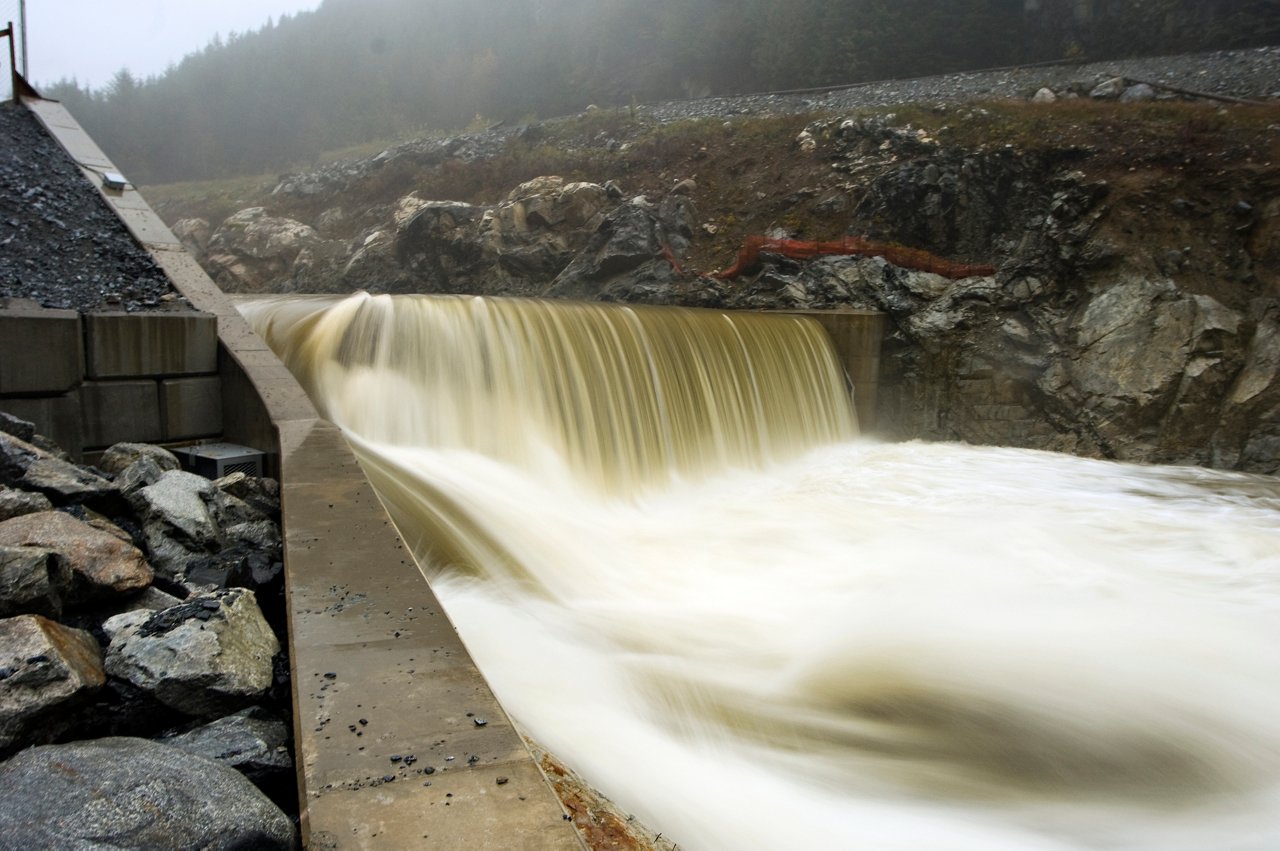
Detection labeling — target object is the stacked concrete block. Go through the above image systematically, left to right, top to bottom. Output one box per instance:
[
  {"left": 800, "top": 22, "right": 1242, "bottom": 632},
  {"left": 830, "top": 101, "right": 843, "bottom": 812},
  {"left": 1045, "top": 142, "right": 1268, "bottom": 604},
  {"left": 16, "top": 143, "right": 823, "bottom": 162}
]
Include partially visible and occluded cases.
[{"left": 0, "top": 304, "right": 222, "bottom": 458}]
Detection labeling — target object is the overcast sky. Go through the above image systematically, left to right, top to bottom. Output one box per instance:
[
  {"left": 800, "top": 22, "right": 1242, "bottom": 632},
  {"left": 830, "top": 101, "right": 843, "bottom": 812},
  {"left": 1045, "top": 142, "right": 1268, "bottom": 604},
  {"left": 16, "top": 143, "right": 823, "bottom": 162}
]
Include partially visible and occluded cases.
[{"left": 18, "top": 0, "right": 323, "bottom": 90}]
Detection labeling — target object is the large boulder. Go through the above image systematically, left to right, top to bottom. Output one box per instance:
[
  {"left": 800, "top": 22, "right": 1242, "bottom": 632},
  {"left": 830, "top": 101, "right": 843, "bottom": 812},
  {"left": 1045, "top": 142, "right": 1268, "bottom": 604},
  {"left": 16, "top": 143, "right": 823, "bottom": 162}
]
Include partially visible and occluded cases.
[
  {"left": 545, "top": 196, "right": 694, "bottom": 301},
  {"left": 394, "top": 200, "right": 489, "bottom": 292},
  {"left": 205, "top": 206, "right": 339, "bottom": 292},
  {"left": 171, "top": 217, "right": 212, "bottom": 256},
  {"left": 0, "top": 412, "right": 35, "bottom": 442},
  {"left": 0, "top": 432, "right": 119, "bottom": 509},
  {"left": 97, "top": 441, "right": 181, "bottom": 476},
  {"left": 127, "top": 470, "right": 222, "bottom": 576},
  {"left": 215, "top": 471, "right": 281, "bottom": 521},
  {"left": 0, "top": 486, "right": 51, "bottom": 522},
  {"left": 0, "top": 511, "right": 152, "bottom": 606},
  {"left": 0, "top": 545, "right": 69, "bottom": 618},
  {"left": 104, "top": 588, "right": 280, "bottom": 716},
  {"left": 0, "top": 614, "right": 104, "bottom": 752},
  {"left": 168, "top": 705, "right": 292, "bottom": 787},
  {"left": 0, "top": 737, "right": 296, "bottom": 849}
]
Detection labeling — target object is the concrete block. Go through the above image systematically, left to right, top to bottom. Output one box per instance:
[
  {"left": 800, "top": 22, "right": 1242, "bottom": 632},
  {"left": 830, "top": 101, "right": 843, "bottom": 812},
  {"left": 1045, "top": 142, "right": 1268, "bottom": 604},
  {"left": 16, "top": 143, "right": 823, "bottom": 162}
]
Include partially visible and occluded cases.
[
  {"left": 0, "top": 305, "right": 83, "bottom": 395},
  {"left": 84, "top": 312, "right": 217, "bottom": 379},
  {"left": 161, "top": 376, "right": 223, "bottom": 440},
  {"left": 80, "top": 380, "right": 162, "bottom": 448},
  {"left": 0, "top": 392, "right": 84, "bottom": 459}
]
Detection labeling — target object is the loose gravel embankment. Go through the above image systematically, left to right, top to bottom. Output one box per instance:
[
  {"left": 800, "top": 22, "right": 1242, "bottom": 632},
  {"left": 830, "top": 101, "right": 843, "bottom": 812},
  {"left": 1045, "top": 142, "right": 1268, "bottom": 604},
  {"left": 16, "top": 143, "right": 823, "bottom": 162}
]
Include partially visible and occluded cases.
[
  {"left": 642, "top": 46, "right": 1280, "bottom": 123},
  {"left": 0, "top": 102, "right": 180, "bottom": 313}
]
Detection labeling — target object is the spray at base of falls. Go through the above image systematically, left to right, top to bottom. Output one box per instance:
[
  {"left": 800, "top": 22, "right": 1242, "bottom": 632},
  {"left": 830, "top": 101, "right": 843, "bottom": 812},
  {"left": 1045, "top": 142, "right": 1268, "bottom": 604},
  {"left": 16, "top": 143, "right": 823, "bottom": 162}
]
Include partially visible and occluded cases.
[{"left": 245, "top": 293, "right": 1280, "bottom": 850}]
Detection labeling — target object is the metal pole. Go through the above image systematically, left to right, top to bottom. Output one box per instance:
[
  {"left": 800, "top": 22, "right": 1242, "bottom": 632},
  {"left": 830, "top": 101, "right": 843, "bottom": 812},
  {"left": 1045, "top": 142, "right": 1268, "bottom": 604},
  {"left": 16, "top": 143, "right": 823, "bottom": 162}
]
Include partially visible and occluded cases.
[
  {"left": 19, "top": 0, "right": 26, "bottom": 76},
  {"left": 5, "top": 21, "right": 16, "bottom": 100}
]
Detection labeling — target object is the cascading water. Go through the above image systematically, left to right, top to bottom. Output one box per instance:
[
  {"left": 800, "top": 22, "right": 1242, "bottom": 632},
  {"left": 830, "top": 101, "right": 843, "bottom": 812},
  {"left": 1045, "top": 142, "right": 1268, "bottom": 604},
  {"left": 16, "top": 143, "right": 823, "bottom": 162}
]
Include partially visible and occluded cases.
[{"left": 245, "top": 292, "right": 1280, "bottom": 850}]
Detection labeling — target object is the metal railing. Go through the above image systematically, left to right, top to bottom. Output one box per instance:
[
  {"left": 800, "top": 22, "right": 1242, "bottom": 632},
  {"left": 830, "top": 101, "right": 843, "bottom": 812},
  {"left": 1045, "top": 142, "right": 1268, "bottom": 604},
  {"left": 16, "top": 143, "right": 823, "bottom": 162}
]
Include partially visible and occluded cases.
[{"left": 1, "top": 0, "right": 27, "bottom": 100}]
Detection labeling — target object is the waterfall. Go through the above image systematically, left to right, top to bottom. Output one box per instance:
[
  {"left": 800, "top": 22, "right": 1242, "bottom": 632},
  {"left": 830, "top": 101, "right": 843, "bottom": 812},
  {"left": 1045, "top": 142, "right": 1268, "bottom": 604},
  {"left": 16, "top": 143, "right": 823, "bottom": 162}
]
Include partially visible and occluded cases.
[{"left": 244, "top": 293, "right": 1280, "bottom": 850}]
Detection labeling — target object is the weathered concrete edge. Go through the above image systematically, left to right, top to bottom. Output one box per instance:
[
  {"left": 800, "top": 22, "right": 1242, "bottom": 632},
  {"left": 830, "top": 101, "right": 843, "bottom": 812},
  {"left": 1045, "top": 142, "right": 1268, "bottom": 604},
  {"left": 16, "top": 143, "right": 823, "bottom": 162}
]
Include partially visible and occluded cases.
[{"left": 20, "top": 96, "right": 585, "bottom": 850}]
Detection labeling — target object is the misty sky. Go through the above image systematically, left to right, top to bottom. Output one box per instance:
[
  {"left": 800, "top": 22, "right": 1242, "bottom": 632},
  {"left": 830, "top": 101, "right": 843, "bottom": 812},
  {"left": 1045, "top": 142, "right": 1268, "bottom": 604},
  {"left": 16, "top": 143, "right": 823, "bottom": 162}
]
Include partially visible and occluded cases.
[{"left": 17, "top": 0, "right": 322, "bottom": 90}]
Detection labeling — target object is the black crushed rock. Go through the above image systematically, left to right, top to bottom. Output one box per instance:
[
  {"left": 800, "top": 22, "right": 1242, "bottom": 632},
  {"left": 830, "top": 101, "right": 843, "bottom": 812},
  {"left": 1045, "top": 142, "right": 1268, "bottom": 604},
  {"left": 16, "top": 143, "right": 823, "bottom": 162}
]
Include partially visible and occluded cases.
[
  {"left": 0, "top": 101, "right": 181, "bottom": 312},
  {"left": 136, "top": 591, "right": 228, "bottom": 637}
]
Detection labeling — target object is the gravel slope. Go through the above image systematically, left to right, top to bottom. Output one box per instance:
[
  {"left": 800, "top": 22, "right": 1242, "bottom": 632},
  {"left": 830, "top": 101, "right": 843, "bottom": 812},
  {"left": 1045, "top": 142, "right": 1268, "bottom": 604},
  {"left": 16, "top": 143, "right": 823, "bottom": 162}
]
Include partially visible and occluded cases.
[
  {"left": 645, "top": 46, "right": 1280, "bottom": 122},
  {"left": 0, "top": 102, "right": 178, "bottom": 312}
]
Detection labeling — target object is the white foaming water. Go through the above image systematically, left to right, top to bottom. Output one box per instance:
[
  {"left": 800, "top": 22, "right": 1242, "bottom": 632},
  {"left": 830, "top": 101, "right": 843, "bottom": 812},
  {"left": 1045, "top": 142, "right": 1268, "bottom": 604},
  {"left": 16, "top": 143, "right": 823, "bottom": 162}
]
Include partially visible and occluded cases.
[{"left": 246, "top": 294, "right": 1280, "bottom": 850}]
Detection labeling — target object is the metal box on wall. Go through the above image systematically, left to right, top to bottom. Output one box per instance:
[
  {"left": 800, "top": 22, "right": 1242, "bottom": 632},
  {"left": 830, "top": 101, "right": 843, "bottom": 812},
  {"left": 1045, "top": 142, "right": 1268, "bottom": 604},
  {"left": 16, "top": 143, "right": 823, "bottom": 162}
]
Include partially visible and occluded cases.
[{"left": 172, "top": 442, "right": 265, "bottom": 479}]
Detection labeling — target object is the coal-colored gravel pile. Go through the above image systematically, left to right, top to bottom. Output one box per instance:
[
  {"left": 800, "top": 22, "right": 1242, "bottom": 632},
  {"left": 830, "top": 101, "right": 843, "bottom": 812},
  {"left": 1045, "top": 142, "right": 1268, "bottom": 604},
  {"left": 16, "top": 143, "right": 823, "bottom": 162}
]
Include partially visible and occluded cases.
[{"left": 0, "top": 101, "right": 180, "bottom": 312}]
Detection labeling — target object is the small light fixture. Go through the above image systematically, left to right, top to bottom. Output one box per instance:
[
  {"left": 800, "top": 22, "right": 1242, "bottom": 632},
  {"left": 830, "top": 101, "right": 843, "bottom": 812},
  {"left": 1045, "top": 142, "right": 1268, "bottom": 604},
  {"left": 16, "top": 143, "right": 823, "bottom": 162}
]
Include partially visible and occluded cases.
[{"left": 102, "top": 172, "right": 128, "bottom": 191}]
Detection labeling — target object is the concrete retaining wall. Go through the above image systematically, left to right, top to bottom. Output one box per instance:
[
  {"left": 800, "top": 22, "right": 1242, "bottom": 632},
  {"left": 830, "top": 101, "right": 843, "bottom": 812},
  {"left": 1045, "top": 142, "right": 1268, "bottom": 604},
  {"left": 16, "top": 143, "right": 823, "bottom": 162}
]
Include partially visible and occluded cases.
[
  {"left": 0, "top": 300, "right": 222, "bottom": 457},
  {"left": 774, "top": 309, "right": 886, "bottom": 432}
]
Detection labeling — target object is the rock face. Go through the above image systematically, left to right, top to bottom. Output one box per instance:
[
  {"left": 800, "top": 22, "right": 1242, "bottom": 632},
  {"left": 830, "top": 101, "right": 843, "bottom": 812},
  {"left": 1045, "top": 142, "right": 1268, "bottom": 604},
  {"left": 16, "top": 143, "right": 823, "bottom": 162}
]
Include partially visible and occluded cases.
[
  {"left": 173, "top": 92, "right": 1279, "bottom": 473},
  {"left": 198, "top": 174, "right": 694, "bottom": 301},
  {"left": 205, "top": 206, "right": 343, "bottom": 293},
  {"left": 0, "top": 511, "right": 153, "bottom": 605},
  {"left": 104, "top": 588, "right": 280, "bottom": 716},
  {"left": 0, "top": 615, "right": 105, "bottom": 752},
  {"left": 0, "top": 737, "right": 296, "bottom": 849}
]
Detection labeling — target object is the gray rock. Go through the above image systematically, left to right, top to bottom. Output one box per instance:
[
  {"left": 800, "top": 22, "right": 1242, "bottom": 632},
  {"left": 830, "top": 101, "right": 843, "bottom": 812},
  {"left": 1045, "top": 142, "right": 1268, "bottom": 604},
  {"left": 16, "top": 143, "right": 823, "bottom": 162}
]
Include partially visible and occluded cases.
[
  {"left": 1090, "top": 76, "right": 1128, "bottom": 99},
  {"left": 1120, "top": 82, "right": 1157, "bottom": 102},
  {"left": 1032, "top": 87, "right": 1058, "bottom": 103},
  {"left": 545, "top": 203, "right": 672, "bottom": 300},
  {"left": 205, "top": 206, "right": 341, "bottom": 292},
  {"left": 171, "top": 217, "right": 212, "bottom": 255},
  {"left": 0, "top": 412, "right": 35, "bottom": 443},
  {"left": 0, "top": 432, "right": 119, "bottom": 508},
  {"left": 98, "top": 442, "right": 181, "bottom": 476},
  {"left": 115, "top": 454, "right": 168, "bottom": 497},
  {"left": 127, "top": 470, "right": 224, "bottom": 577},
  {"left": 214, "top": 471, "right": 281, "bottom": 520},
  {"left": 0, "top": 486, "right": 52, "bottom": 522},
  {"left": 0, "top": 511, "right": 152, "bottom": 605},
  {"left": 224, "top": 519, "right": 282, "bottom": 552},
  {"left": 0, "top": 545, "right": 69, "bottom": 618},
  {"left": 104, "top": 588, "right": 280, "bottom": 716},
  {"left": 0, "top": 614, "right": 104, "bottom": 752},
  {"left": 168, "top": 706, "right": 292, "bottom": 784},
  {"left": 0, "top": 737, "right": 295, "bottom": 849}
]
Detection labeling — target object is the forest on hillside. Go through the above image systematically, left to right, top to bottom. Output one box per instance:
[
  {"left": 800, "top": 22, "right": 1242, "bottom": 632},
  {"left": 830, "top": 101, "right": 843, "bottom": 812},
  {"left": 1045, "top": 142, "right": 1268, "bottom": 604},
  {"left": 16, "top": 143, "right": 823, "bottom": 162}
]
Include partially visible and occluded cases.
[{"left": 41, "top": 0, "right": 1280, "bottom": 184}]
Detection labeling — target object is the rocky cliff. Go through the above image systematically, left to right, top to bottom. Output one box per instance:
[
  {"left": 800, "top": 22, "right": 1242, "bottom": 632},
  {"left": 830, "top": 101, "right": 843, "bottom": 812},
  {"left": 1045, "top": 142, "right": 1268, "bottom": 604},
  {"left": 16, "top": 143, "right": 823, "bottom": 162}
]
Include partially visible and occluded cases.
[{"left": 151, "top": 55, "right": 1280, "bottom": 474}]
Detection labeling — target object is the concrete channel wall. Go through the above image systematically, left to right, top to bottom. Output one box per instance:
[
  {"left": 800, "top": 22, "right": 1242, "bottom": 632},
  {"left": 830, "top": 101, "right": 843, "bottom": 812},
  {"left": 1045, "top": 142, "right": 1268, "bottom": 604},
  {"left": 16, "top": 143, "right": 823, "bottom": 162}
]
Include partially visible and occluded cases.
[
  {"left": 20, "top": 96, "right": 586, "bottom": 849},
  {"left": 774, "top": 309, "right": 885, "bottom": 432}
]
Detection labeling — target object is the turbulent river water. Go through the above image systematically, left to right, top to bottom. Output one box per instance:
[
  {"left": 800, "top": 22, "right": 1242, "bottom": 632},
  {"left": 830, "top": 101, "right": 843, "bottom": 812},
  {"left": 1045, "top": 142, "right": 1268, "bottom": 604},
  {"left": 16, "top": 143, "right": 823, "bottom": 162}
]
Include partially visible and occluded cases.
[{"left": 245, "top": 293, "right": 1280, "bottom": 850}]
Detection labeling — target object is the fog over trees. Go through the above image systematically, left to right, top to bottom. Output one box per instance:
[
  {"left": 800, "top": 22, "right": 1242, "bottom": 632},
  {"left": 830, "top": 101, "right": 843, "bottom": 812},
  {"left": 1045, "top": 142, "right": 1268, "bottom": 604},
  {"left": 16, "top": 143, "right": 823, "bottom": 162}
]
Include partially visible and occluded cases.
[{"left": 41, "top": 0, "right": 1279, "bottom": 184}]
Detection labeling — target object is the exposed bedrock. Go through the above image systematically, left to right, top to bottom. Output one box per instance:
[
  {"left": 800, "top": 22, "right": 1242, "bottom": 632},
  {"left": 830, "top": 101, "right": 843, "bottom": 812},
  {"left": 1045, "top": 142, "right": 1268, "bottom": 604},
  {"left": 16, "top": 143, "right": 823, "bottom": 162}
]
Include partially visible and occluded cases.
[{"left": 179, "top": 104, "right": 1278, "bottom": 473}]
